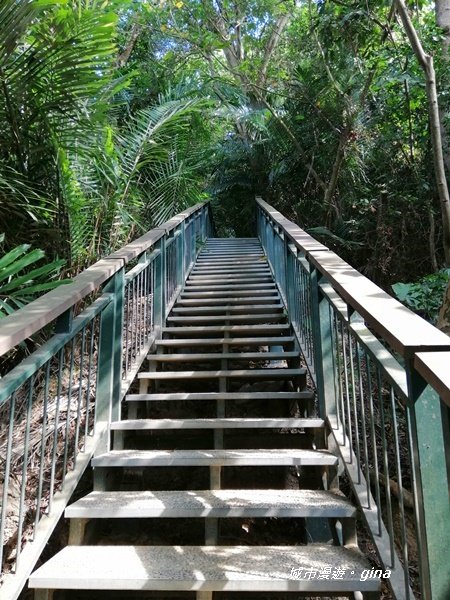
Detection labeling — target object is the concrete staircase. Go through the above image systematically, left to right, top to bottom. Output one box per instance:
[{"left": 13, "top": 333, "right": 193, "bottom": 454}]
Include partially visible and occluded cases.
[{"left": 29, "top": 239, "right": 380, "bottom": 599}]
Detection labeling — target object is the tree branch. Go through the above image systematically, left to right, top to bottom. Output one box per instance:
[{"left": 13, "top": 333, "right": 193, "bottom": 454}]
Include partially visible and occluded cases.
[
  {"left": 257, "top": 14, "right": 290, "bottom": 87},
  {"left": 116, "top": 22, "right": 142, "bottom": 69}
]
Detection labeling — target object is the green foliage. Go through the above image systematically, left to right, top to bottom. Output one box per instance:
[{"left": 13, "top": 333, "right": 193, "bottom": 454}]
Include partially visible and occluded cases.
[
  {"left": 0, "top": 0, "right": 449, "bottom": 295},
  {"left": 0, "top": 234, "right": 68, "bottom": 318},
  {"left": 392, "top": 271, "right": 450, "bottom": 323}
]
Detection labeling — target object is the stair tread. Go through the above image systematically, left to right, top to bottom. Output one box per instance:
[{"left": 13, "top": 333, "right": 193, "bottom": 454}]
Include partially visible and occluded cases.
[
  {"left": 191, "top": 266, "right": 270, "bottom": 271},
  {"left": 191, "top": 270, "right": 270, "bottom": 274},
  {"left": 188, "top": 275, "right": 272, "bottom": 280},
  {"left": 186, "top": 279, "right": 273, "bottom": 285},
  {"left": 182, "top": 284, "right": 277, "bottom": 290},
  {"left": 176, "top": 297, "right": 280, "bottom": 305},
  {"left": 171, "top": 304, "right": 283, "bottom": 313},
  {"left": 166, "top": 315, "right": 285, "bottom": 323},
  {"left": 163, "top": 325, "right": 290, "bottom": 333},
  {"left": 156, "top": 336, "right": 295, "bottom": 347},
  {"left": 147, "top": 351, "right": 298, "bottom": 361},
  {"left": 137, "top": 368, "right": 305, "bottom": 380},
  {"left": 126, "top": 391, "right": 313, "bottom": 401},
  {"left": 111, "top": 417, "right": 324, "bottom": 430},
  {"left": 92, "top": 448, "right": 337, "bottom": 467},
  {"left": 65, "top": 489, "right": 354, "bottom": 519},
  {"left": 29, "top": 545, "right": 378, "bottom": 591}
]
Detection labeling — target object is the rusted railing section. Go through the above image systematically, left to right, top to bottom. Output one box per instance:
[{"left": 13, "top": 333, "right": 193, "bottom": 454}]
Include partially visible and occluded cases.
[
  {"left": 257, "top": 197, "right": 450, "bottom": 600},
  {"left": 0, "top": 202, "right": 213, "bottom": 599}
]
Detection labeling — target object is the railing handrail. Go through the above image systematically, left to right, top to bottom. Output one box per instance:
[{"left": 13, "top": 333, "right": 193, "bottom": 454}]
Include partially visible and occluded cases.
[
  {"left": 257, "top": 196, "right": 450, "bottom": 362},
  {"left": 257, "top": 196, "right": 450, "bottom": 600},
  {"left": 256, "top": 197, "right": 329, "bottom": 253},
  {"left": 0, "top": 199, "right": 213, "bottom": 599},
  {"left": 0, "top": 202, "right": 208, "bottom": 358}
]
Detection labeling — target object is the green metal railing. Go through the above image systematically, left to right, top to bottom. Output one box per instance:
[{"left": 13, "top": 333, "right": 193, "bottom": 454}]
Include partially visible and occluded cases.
[
  {"left": 257, "top": 197, "right": 450, "bottom": 600},
  {"left": 0, "top": 202, "right": 213, "bottom": 599}
]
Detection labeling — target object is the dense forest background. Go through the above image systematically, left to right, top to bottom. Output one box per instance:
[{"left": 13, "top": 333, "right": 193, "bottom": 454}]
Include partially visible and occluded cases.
[{"left": 2, "top": 0, "right": 450, "bottom": 322}]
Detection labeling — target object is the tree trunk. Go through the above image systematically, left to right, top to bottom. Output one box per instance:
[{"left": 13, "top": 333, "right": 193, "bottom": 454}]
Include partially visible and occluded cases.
[
  {"left": 395, "top": 0, "right": 450, "bottom": 265},
  {"left": 436, "top": 0, "right": 450, "bottom": 54},
  {"left": 435, "top": 1, "right": 450, "bottom": 175},
  {"left": 116, "top": 22, "right": 142, "bottom": 68}
]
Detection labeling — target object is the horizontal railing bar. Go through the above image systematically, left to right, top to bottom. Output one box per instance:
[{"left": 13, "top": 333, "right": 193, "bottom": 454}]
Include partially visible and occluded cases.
[
  {"left": 256, "top": 197, "right": 329, "bottom": 254},
  {"left": 258, "top": 197, "right": 450, "bottom": 600},
  {"left": 259, "top": 197, "right": 450, "bottom": 358},
  {"left": 0, "top": 203, "right": 209, "bottom": 357},
  {"left": 162, "top": 203, "right": 205, "bottom": 233},
  {"left": 104, "top": 229, "right": 165, "bottom": 263},
  {"left": 165, "top": 230, "right": 182, "bottom": 248},
  {"left": 124, "top": 249, "right": 160, "bottom": 284},
  {"left": 309, "top": 250, "right": 450, "bottom": 358},
  {"left": 298, "top": 256, "right": 310, "bottom": 274},
  {"left": 0, "top": 258, "right": 122, "bottom": 358},
  {"left": 319, "top": 282, "right": 348, "bottom": 321},
  {"left": 0, "top": 294, "right": 112, "bottom": 405},
  {"left": 350, "top": 322, "right": 409, "bottom": 403}
]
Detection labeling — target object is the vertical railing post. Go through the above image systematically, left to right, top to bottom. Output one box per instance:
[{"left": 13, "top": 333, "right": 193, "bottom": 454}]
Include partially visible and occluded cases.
[
  {"left": 201, "top": 205, "right": 207, "bottom": 243},
  {"left": 177, "top": 224, "right": 185, "bottom": 289},
  {"left": 279, "top": 231, "right": 287, "bottom": 304},
  {"left": 154, "top": 235, "right": 166, "bottom": 328},
  {"left": 285, "top": 243, "right": 297, "bottom": 332},
  {"left": 309, "top": 265, "right": 337, "bottom": 419},
  {"left": 95, "top": 267, "right": 124, "bottom": 453},
  {"left": 406, "top": 368, "right": 450, "bottom": 600}
]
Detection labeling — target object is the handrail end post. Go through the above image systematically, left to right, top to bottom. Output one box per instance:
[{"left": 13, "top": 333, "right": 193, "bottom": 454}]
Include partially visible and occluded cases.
[
  {"left": 154, "top": 236, "right": 166, "bottom": 329},
  {"left": 95, "top": 267, "right": 124, "bottom": 455},
  {"left": 406, "top": 366, "right": 450, "bottom": 600}
]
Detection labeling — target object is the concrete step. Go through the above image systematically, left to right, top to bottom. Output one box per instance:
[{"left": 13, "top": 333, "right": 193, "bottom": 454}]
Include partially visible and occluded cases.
[
  {"left": 197, "top": 254, "right": 265, "bottom": 259},
  {"left": 195, "top": 260, "right": 267, "bottom": 266},
  {"left": 189, "top": 268, "right": 270, "bottom": 274},
  {"left": 189, "top": 270, "right": 271, "bottom": 277},
  {"left": 186, "top": 277, "right": 273, "bottom": 284},
  {"left": 182, "top": 284, "right": 278, "bottom": 291},
  {"left": 180, "top": 289, "right": 279, "bottom": 298},
  {"left": 176, "top": 297, "right": 281, "bottom": 306},
  {"left": 171, "top": 305, "right": 283, "bottom": 315},
  {"left": 166, "top": 314, "right": 285, "bottom": 324},
  {"left": 162, "top": 324, "right": 291, "bottom": 337},
  {"left": 155, "top": 336, "right": 295, "bottom": 348},
  {"left": 147, "top": 351, "right": 298, "bottom": 362},
  {"left": 137, "top": 368, "right": 306, "bottom": 381},
  {"left": 126, "top": 391, "right": 313, "bottom": 402},
  {"left": 111, "top": 417, "right": 324, "bottom": 430},
  {"left": 92, "top": 448, "right": 337, "bottom": 468},
  {"left": 65, "top": 489, "right": 353, "bottom": 519},
  {"left": 29, "top": 545, "right": 378, "bottom": 593}
]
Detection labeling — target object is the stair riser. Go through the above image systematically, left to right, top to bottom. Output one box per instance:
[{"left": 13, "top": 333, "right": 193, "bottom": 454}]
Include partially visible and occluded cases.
[
  {"left": 166, "top": 315, "right": 285, "bottom": 324},
  {"left": 162, "top": 325, "right": 291, "bottom": 336},
  {"left": 155, "top": 336, "right": 295, "bottom": 347},
  {"left": 147, "top": 352, "right": 299, "bottom": 362},
  {"left": 138, "top": 368, "right": 305, "bottom": 381},
  {"left": 111, "top": 418, "right": 324, "bottom": 430}
]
